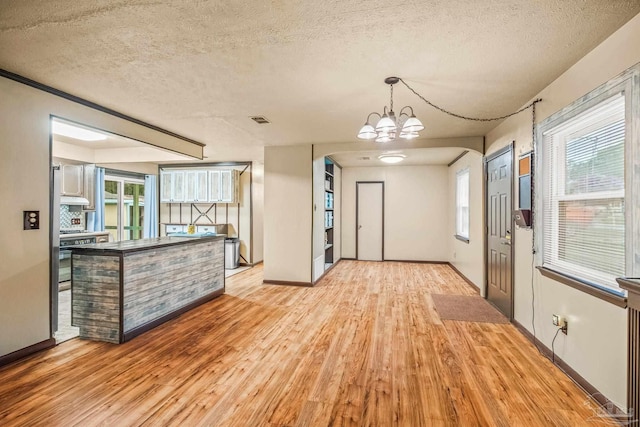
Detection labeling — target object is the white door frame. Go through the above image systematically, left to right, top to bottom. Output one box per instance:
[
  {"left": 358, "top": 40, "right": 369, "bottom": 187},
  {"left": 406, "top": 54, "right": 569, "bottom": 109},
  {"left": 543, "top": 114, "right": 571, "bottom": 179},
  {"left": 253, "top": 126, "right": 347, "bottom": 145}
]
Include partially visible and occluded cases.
[{"left": 356, "top": 181, "right": 384, "bottom": 261}]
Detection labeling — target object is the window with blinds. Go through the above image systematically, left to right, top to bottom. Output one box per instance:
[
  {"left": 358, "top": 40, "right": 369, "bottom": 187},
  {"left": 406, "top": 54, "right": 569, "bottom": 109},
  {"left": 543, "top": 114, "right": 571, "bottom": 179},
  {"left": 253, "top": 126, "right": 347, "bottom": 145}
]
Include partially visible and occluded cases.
[
  {"left": 541, "top": 94, "right": 625, "bottom": 292},
  {"left": 456, "top": 168, "right": 470, "bottom": 239}
]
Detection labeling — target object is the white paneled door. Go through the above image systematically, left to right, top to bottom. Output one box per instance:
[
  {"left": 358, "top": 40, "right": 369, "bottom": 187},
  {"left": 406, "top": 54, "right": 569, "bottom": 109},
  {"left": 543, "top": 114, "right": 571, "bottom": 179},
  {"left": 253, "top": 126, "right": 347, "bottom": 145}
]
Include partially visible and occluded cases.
[{"left": 357, "top": 182, "right": 384, "bottom": 261}]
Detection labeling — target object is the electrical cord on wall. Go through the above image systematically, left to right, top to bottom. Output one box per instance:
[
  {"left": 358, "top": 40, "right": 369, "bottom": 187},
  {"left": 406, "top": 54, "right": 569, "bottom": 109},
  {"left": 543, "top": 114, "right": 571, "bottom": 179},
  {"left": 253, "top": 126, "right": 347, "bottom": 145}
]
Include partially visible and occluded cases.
[
  {"left": 529, "top": 102, "right": 545, "bottom": 357},
  {"left": 530, "top": 249, "right": 544, "bottom": 356},
  {"left": 551, "top": 327, "right": 563, "bottom": 364}
]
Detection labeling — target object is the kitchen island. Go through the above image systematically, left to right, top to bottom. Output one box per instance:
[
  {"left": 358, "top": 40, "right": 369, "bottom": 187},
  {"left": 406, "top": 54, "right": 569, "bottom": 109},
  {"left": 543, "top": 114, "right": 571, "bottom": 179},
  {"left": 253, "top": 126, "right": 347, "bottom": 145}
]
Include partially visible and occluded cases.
[{"left": 70, "top": 235, "right": 225, "bottom": 344}]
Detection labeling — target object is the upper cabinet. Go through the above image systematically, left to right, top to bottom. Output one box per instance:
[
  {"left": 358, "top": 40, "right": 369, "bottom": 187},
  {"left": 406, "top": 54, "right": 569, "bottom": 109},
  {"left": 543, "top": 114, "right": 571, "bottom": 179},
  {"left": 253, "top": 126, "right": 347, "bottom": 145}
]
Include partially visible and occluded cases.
[
  {"left": 60, "top": 163, "right": 97, "bottom": 211},
  {"left": 61, "top": 164, "right": 83, "bottom": 197},
  {"left": 83, "top": 164, "right": 96, "bottom": 211},
  {"left": 162, "top": 168, "right": 239, "bottom": 204},
  {"left": 160, "top": 170, "right": 186, "bottom": 203},
  {"left": 185, "top": 170, "right": 208, "bottom": 202},
  {"left": 218, "top": 170, "right": 239, "bottom": 203}
]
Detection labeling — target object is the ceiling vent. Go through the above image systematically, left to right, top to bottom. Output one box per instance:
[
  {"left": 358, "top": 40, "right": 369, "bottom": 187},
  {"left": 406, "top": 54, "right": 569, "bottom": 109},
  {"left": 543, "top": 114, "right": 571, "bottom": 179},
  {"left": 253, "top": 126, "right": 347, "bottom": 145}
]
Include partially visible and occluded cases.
[
  {"left": 250, "top": 116, "right": 270, "bottom": 124},
  {"left": 359, "top": 156, "right": 371, "bottom": 160}
]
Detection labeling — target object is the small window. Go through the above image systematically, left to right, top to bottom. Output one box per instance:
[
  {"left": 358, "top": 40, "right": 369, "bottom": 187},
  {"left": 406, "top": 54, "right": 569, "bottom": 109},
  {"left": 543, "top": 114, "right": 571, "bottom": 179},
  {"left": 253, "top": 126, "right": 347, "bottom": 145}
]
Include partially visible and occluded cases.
[{"left": 456, "top": 168, "right": 470, "bottom": 240}]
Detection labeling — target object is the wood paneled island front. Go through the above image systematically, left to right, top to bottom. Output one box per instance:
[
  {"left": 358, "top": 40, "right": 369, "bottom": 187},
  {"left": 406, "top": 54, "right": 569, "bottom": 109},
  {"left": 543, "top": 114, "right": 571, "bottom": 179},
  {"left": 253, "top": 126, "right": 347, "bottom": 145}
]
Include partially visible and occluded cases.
[{"left": 71, "top": 235, "right": 225, "bottom": 343}]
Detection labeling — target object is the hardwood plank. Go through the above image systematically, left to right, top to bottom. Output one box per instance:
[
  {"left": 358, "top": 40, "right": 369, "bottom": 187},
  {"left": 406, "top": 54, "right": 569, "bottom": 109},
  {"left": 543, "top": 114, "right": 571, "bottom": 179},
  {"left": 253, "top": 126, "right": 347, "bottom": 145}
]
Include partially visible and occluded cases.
[{"left": 0, "top": 261, "right": 618, "bottom": 426}]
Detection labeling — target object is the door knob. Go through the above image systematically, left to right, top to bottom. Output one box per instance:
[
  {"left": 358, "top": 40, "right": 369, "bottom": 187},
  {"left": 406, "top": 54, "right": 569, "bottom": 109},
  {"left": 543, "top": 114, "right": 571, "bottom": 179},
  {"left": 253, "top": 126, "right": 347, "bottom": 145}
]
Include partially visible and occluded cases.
[{"left": 501, "top": 241, "right": 511, "bottom": 246}]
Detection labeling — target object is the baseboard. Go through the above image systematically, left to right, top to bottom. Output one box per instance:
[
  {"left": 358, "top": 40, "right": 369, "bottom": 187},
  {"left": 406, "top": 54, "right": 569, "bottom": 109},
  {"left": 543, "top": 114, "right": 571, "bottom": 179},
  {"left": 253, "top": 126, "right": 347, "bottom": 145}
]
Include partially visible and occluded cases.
[
  {"left": 341, "top": 257, "right": 356, "bottom": 261},
  {"left": 312, "top": 259, "right": 341, "bottom": 285},
  {"left": 384, "top": 259, "right": 449, "bottom": 264},
  {"left": 241, "top": 260, "right": 263, "bottom": 267},
  {"left": 447, "top": 262, "right": 480, "bottom": 294},
  {"left": 263, "top": 279, "right": 314, "bottom": 287},
  {"left": 512, "top": 319, "right": 626, "bottom": 417},
  {"left": 0, "top": 338, "right": 56, "bottom": 368}
]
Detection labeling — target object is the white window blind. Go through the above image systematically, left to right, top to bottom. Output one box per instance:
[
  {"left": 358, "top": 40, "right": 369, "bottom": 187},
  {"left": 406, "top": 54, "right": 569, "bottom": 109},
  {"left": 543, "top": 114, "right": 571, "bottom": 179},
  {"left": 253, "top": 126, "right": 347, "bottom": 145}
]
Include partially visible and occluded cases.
[
  {"left": 541, "top": 94, "right": 625, "bottom": 291},
  {"left": 456, "top": 168, "right": 470, "bottom": 239}
]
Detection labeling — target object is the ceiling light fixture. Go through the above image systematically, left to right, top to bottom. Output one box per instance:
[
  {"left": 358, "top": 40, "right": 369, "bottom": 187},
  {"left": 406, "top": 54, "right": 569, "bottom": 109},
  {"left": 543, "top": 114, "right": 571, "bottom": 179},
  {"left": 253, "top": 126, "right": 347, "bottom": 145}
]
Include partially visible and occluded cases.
[
  {"left": 358, "top": 77, "right": 424, "bottom": 143},
  {"left": 52, "top": 121, "right": 107, "bottom": 141},
  {"left": 378, "top": 154, "right": 406, "bottom": 164}
]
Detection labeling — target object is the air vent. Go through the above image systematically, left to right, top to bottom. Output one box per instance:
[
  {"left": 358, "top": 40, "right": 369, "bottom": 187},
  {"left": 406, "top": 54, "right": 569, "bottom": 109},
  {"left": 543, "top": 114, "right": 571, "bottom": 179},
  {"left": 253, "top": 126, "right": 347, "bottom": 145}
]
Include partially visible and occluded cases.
[
  {"left": 250, "top": 116, "right": 270, "bottom": 124},
  {"left": 359, "top": 156, "right": 370, "bottom": 160}
]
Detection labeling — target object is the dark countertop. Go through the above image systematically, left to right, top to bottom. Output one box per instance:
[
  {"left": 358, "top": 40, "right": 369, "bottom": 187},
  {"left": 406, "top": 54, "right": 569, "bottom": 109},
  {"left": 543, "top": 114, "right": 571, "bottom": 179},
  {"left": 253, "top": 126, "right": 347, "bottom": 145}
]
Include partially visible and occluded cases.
[{"left": 69, "top": 235, "right": 224, "bottom": 255}]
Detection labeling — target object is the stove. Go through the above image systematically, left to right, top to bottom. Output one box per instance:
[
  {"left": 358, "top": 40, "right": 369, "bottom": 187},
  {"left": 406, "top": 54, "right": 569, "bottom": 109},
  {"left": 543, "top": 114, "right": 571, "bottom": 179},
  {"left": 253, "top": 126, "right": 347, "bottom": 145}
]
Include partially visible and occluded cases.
[
  {"left": 60, "top": 229, "right": 87, "bottom": 235},
  {"left": 58, "top": 231, "right": 110, "bottom": 282}
]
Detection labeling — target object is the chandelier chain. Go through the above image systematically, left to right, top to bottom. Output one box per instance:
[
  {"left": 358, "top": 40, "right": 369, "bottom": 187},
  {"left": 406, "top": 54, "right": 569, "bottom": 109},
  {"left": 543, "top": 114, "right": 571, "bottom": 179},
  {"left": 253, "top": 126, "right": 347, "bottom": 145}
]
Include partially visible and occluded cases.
[
  {"left": 398, "top": 78, "right": 542, "bottom": 122},
  {"left": 390, "top": 84, "right": 394, "bottom": 112}
]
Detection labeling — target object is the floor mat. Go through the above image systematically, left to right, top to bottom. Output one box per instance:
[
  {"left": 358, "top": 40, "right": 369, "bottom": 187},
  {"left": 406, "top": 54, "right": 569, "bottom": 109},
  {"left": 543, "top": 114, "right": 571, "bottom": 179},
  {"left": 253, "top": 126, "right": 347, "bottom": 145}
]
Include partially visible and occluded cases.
[{"left": 432, "top": 294, "right": 509, "bottom": 323}]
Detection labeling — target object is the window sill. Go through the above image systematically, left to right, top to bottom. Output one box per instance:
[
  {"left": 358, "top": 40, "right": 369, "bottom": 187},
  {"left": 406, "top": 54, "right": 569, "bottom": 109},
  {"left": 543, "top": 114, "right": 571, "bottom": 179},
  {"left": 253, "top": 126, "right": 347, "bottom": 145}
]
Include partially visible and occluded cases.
[
  {"left": 454, "top": 235, "right": 470, "bottom": 244},
  {"left": 536, "top": 267, "right": 627, "bottom": 308}
]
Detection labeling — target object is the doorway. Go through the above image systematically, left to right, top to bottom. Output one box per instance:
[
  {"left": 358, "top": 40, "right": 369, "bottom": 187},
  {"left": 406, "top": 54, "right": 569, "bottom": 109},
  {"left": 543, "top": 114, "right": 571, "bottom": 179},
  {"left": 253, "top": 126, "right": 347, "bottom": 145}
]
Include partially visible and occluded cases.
[
  {"left": 485, "top": 144, "right": 514, "bottom": 319},
  {"left": 105, "top": 176, "right": 145, "bottom": 242},
  {"left": 356, "top": 182, "right": 384, "bottom": 261}
]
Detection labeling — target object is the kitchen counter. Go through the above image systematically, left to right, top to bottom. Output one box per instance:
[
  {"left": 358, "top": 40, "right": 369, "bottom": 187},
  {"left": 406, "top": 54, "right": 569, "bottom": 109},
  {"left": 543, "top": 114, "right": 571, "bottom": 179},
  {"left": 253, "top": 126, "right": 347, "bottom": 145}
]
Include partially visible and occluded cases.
[
  {"left": 71, "top": 234, "right": 222, "bottom": 254},
  {"left": 71, "top": 235, "right": 225, "bottom": 343}
]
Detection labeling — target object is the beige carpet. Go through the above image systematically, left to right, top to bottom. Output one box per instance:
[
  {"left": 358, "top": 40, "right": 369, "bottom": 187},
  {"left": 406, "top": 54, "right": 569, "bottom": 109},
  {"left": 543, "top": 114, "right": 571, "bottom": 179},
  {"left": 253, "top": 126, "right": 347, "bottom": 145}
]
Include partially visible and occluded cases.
[{"left": 432, "top": 294, "right": 509, "bottom": 323}]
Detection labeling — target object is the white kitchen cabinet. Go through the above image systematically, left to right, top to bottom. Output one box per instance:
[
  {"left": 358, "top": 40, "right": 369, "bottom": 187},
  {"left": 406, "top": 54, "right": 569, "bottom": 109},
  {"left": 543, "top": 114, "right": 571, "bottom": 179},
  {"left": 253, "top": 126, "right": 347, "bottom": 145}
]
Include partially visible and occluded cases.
[
  {"left": 61, "top": 164, "right": 83, "bottom": 196},
  {"left": 83, "top": 164, "right": 96, "bottom": 211},
  {"left": 162, "top": 168, "right": 238, "bottom": 204},
  {"left": 209, "top": 169, "right": 239, "bottom": 203},
  {"left": 160, "top": 170, "right": 186, "bottom": 202},
  {"left": 184, "top": 170, "right": 209, "bottom": 202},
  {"left": 208, "top": 170, "right": 221, "bottom": 202},
  {"left": 160, "top": 171, "right": 173, "bottom": 202},
  {"left": 172, "top": 171, "right": 185, "bottom": 201}
]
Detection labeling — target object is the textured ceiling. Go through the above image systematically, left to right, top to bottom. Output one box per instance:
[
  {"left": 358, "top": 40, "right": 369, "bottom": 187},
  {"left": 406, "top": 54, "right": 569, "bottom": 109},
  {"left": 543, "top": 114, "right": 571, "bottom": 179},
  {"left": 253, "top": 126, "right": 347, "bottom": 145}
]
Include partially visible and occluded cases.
[{"left": 1, "top": 1, "right": 639, "bottom": 162}]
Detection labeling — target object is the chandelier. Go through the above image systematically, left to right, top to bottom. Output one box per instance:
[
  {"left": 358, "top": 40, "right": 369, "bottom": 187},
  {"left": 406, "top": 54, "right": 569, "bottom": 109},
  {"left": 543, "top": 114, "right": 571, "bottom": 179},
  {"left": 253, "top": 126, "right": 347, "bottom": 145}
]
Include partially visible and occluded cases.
[{"left": 357, "top": 77, "right": 424, "bottom": 143}]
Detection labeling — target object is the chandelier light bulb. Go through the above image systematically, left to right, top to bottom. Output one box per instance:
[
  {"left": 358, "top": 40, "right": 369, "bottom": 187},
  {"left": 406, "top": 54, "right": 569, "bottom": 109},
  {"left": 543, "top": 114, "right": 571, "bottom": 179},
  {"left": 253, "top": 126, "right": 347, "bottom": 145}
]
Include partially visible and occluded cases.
[
  {"left": 375, "top": 114, "right": 397, "bottom": 133},
  {"left": 402, "top": 115, "right": 424, "bottom": 132},
  {"left": 357, "top": 123, "right": 377, "bottom": 140},
  {"left": 375, "top": 131, "right": 393, "bottom": 143}
]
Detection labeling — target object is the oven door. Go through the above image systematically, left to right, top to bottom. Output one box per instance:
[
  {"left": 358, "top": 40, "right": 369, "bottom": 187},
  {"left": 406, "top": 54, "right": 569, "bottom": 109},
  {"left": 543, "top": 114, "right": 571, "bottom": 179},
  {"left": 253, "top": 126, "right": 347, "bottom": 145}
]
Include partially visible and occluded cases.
[
  {"left": 59, "top": 236, "right": 96, "bottom": 284},
  {"left": 59, "top": 249, "right": 72, "bottom": 283}
]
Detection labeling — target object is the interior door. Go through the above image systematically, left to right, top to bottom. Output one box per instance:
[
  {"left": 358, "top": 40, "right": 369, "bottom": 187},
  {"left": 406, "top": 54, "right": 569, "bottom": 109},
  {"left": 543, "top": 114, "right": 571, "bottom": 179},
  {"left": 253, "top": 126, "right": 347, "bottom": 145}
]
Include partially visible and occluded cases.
[
  {"left": 486, "top": 147, "right": 513, "bottom": 319},
  {"left": 357, "top": 182, "right": 383, "bottom": 261}
]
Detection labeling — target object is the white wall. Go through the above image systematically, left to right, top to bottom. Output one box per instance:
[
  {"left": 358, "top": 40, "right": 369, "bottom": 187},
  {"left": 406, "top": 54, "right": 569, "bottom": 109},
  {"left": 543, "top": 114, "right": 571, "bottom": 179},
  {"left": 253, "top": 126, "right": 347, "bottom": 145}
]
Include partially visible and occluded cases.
[
  {"left": 484, "top": 13, "right": 640, "bottom": 410},
  {"left": 0, "top": 76, "right": 202, "bottom": 359},
  {"left": 264, "top": 145, "right": 312, "bottom": 283},
  {"left": 448, "top": 151, "right": 484, "bottom": 291},
  {"left": 252, "top": 162, "right": 264, "bottom": 264},
  {"left": 341, "top": 165, "right": 449, "bottom": 261}
]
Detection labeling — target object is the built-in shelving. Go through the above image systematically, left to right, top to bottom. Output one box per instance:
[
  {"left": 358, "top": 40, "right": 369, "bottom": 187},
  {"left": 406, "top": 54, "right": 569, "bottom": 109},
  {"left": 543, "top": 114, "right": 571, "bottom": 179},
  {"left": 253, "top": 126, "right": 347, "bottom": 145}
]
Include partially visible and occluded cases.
[{"left": 324, "top": 158, "right": 335, "bottom": 268}]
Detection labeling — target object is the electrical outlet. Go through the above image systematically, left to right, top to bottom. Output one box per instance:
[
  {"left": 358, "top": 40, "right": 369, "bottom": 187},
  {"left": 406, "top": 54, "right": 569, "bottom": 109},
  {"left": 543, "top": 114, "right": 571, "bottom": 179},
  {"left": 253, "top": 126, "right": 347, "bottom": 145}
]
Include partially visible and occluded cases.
[
  {"left": 23, "top": 210, "right": 39, "bottom": 230},
  {"left": 552, "top": 314, "right": 568, "bottom": 335}
]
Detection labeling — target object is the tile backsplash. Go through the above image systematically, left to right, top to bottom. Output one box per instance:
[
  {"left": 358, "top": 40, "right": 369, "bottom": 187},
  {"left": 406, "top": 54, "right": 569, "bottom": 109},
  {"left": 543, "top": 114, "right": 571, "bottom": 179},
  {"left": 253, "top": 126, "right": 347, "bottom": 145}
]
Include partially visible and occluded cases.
[{"left": 60, "top": 205, "right": 85, "bottom": 230}]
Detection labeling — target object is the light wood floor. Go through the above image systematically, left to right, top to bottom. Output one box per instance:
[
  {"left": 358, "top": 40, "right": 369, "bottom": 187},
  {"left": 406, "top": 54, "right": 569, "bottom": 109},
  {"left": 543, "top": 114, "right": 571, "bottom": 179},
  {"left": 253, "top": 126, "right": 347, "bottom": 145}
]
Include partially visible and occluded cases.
[{"left": 0, "top": 261, "right": 613, "bottom": 426}]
